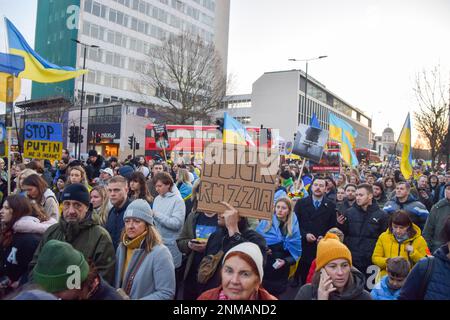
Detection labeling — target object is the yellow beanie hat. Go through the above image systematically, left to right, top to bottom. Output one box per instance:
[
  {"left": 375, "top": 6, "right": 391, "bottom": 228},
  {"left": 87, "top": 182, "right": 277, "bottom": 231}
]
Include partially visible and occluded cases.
[{"left": 316, "top": 233, "right": 352, "bottom": 271}]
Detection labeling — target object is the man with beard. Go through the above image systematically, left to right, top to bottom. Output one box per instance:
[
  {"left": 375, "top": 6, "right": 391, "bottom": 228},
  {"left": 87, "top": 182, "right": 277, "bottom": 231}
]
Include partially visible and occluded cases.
[
  {"left": 293, "top": 177, "right": 337, "bottom": 286},
  {"left": 373, "top": 181, "right": 388, "bottom": 208},
  {"left": 28, "top": 184, "right": 115, "bottom": 284},
  {"left": 337, "top": 184, "right": 357, "bottom": 214}
]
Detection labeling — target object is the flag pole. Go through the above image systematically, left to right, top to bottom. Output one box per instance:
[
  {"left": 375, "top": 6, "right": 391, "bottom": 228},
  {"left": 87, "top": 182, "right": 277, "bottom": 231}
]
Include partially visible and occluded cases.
[{"left": 383, "top": 113, "right": 410, "bottom": 178}]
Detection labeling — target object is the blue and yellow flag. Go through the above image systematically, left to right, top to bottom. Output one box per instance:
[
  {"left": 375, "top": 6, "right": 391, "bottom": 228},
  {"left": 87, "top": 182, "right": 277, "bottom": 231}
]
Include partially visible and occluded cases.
[
  {"left": 5, "top": 18, "right": 88, "bottom": 83},
  {"left": 0, "top": 52, "right": 24, "bottom": 103},
  {"left": 223, "top": 112, "right": 255, "bottom": 146},
  {"left": 310, "top": 113, "right": 321, "bottom": 129},
  {"left": 329, "top": 113, "right": 359, "bottom": 167},
  {"left": 398, "top": 113, "right": 413, "bottom": 179}
]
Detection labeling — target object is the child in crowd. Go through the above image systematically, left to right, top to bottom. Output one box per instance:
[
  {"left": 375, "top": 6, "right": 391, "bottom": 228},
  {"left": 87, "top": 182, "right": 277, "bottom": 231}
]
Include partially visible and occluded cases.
[{"left": 371, "top": 257, "right": 410, "bottom": 300}]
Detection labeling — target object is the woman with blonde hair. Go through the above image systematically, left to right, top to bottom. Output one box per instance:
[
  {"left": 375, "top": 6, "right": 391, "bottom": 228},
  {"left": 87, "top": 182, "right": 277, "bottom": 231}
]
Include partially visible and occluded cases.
[
  {"left": 66, "top": 166, "right": 91, "bottom": 192},
  {"left": 14, "top": 169, "right": 37, "bottom": 195},
  {"left": 90, "top": 186, "right": 112, "bottom": 226},
  {"left": 255, "top": 197, "right": 302, "bottom": 297},
  {"left": 114, "top": 199, "right": 175, "bottom": 300}
]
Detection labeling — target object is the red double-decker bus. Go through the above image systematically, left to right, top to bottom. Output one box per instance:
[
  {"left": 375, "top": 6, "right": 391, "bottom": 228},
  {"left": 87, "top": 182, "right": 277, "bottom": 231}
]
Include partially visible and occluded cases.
[
  {"left": 144, "top": 124, "right": 271, "bottom": 160},
  {"left": 310, "top": 141, "right": 341, "bottom": 173},
  {"left": 355, "top": 148, "right": 381, "bottom": 164}
]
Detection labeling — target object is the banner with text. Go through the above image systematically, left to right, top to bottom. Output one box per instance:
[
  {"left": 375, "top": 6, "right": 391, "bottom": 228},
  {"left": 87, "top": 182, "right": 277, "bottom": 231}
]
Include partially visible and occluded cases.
[
  {"left": 24, "top": 122, "right": 63, "bottom": 161},
  {"left": 197, "top": 143, "right": 279, "bottom": 220}
]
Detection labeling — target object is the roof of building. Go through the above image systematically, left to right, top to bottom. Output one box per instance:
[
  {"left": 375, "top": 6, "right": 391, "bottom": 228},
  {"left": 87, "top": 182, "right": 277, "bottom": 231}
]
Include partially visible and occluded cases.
[{"left": 383, "top": 127, "right": 394, "bottom": 134}]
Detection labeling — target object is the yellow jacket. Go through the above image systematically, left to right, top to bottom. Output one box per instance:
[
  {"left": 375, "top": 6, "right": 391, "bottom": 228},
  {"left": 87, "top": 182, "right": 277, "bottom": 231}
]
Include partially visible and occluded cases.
[{"left": 372, "top": 224, "right": 428, "bottom": 278}]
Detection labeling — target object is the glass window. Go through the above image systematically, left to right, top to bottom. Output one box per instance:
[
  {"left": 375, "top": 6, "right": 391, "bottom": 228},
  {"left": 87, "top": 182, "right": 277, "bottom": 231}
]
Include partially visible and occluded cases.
[
  {"left": 84, "top": 0, "right": 93, "bottom": 12},
  {"left": 92, "top": 2, "right": 101, "bottom": 16},
  {"left": 109, "top": 9, "right": 117, "bottom": 22},
  {"left": 105, "top": 107, "right": 114, "bottom": 115}
]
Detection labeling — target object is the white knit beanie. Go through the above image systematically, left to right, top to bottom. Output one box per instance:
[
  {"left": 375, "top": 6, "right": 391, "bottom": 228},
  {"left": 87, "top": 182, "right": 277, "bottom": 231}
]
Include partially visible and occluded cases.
[{"left": 223, "top": 242, "right": 264, "bottom": 283}]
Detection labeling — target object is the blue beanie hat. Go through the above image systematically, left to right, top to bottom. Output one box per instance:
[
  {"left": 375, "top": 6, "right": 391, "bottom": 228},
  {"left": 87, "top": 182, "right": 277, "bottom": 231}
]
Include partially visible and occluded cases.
[{"left": 118, "top": 165, "right": 134, "bottom": 180}]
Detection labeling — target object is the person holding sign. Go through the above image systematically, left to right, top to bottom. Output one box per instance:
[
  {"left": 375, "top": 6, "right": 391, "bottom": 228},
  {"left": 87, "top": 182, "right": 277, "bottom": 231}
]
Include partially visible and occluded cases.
[
  {"left": 256, "top": 198, "right": 302, "bottom": 297},
  {"left": 196, "top": 202, "right": 267, "bottom": 294}
]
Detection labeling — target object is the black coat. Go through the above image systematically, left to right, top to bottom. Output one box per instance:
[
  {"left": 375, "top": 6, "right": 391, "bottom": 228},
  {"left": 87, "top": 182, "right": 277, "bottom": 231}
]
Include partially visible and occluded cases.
[
  {"left": 87, "top": 155, "right": 105, "bottom": 180},
  {"left": 294, "top": 196, "right": 336, "bottom": 261},
  {"left": 340, "top": 202, "right": 388, "bottom": 273},
  {"left": 0, "top": 232, "right": 41, "bottom": 283},
  {"left": 263, "top": 242, "right": 296, "bottom": 295}
]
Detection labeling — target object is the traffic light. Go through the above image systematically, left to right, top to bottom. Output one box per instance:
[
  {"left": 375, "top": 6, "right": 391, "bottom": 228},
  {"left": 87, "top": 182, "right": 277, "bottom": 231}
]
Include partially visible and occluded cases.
[
  {"left": 69, "top": 126, "right": 75, "bottom": 143},
  {"left": 69, "top": 126, "right": 80, "bottom": 143},
  {"left": 95, "top": 133, "right": 101, "bottom": 143},
  {"left": 78, "top": 134, "right": 84, "bottom": 144},
  {"left": 128, "top": 135, "right": 134, "bottom": 149},
  {"left": 135, "top": 142, "right": 140, "bottom": 150}
]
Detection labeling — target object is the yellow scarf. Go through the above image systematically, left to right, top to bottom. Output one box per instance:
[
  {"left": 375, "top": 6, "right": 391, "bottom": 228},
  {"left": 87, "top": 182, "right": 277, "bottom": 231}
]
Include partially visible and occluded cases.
[{"left": 121, "top": 230, "right": 148, "bottom": 282}]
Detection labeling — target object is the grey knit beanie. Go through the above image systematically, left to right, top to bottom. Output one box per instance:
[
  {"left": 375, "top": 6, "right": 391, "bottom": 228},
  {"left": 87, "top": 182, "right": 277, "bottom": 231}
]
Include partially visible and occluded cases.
[{"left": 123, "top": 199, "right": 154, "bottom": 225}]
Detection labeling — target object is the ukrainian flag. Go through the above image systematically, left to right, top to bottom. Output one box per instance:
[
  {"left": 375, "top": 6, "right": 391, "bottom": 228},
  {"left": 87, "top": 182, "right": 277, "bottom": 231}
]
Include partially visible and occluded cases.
[
  {"left": 5, "top": 18, "right": 87, "bottom": 83},
  {"left": 0, "top": 52, "right": 24, "bottom": 103},
  {"left": 222, "top": 112, "right": 255, "bottom": 146},
  {"left": 329, "top": 113, "right": 359, "bottom": 167},
  {"left": 398, "top": 113, "right": 413, "bottom": 179}
]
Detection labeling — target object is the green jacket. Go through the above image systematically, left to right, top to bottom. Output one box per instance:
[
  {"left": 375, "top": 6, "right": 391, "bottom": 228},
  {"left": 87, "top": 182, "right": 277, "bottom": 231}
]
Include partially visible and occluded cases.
[
  {"left": 423, "top": 198, "right": 450, "bottom": 253},
  {"left": 176, "top": 211, "right": 199, "bottom": 281},
  {"left": 29, "top": 213, "right": 116, "bottom": 284}
]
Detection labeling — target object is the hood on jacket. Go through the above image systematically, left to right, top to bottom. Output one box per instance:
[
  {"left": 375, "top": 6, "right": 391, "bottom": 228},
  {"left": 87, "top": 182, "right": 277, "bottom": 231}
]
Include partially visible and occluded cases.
[
  {"left": 41, "top": 188, "right": 57, "bottom": 204},
  {"left": 394, "top": 194, "right": 417, "bottom": 205},
  {"left": 434, "top": 198, "right": 450, "bottom": 210},
  {"left": 59, "top": 211, "right": 97, "bottom": 242},
  {"left": 13, "top": 216, "right": 41, "bottom": 233},
  {"left": 385, "top": 223, "right": 422, "bottom": 242},
  {"left": 434, "top": 244, "right": 450, "bottom": 266},
  {"left": 310, "top": 267, "right": 367, "bottom": 300}
]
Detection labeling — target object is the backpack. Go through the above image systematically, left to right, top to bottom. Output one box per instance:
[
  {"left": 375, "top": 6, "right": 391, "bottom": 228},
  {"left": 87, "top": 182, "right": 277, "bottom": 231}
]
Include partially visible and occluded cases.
[{"left": 418, "top": 256, "right": 435, "bottom": 299}]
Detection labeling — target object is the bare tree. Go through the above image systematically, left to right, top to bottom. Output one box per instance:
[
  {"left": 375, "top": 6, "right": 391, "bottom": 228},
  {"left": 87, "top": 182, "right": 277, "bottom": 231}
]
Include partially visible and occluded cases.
[
  {"left": 140, "top": 32, "right": 227, "bottom": 124},
  {"left": 413, "top": 65, "right": 449, "bottom": 168}
]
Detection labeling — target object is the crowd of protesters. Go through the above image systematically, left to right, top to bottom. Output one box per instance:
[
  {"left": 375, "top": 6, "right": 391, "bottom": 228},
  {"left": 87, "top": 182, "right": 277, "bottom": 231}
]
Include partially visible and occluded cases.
[{"left": 0, "top": 149, "right": 449, "bottom": 301}]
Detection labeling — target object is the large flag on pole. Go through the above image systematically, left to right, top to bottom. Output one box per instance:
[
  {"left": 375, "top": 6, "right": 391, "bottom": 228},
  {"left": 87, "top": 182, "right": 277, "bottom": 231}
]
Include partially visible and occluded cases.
[
  {"left": 5, "top": 18, "right": 88, "bottom": 83},
  {"left": 0, "top": 52, "right": 24, "bottom": 103},
  {"left": 223, "top": 112, "right": 255, "bottom": 146},
  {"left": 310, "top": 113, "right": 321, "bottom": 129},
  {"left": 329, "top": 113, "right": 359, "bottom": 167},
  {"left": 398, "top": 113, "right": 413, "bottom": 179}
]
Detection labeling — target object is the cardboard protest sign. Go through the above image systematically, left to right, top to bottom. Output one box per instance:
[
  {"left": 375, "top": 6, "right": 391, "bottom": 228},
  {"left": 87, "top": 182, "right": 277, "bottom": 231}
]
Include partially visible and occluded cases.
[
  {"left": 24, "top": 122, "right": 63, "bottom": 161},
  {"left": 292, "top": 123, "right": 328, "bottom": 163},
  {"left": 197, "top": 142, "right": 279, "bottom": 220}
]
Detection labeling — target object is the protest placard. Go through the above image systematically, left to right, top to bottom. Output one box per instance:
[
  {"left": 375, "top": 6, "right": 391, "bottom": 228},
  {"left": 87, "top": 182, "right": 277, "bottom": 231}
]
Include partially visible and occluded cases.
[
  {"left": 23, "top": 122, "right": 63, "bottom": 161},
  {"left": 292, "top": 123, "right": 328, "bottom": 163},
  {"left": 197, "top": 143, "right": 279, "bottom": 220}
]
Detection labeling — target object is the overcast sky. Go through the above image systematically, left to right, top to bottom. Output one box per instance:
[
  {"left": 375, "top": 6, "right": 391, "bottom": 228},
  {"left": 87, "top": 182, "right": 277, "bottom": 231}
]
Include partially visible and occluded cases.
[{"left": 1, "top": 0, "right": 450, "bottom": 140}]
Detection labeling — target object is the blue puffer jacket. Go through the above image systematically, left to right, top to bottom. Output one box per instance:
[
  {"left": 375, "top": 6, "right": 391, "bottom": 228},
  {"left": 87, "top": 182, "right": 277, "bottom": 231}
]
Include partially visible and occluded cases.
[
  {"left": 383, "top": 195, "right": 429, "bottom": 230},
  {"left": 399, "top": 245, "right": 450, "bottom": 300},
  {"left": 370, "top": 275, "right": 401, "bottom": 300}
]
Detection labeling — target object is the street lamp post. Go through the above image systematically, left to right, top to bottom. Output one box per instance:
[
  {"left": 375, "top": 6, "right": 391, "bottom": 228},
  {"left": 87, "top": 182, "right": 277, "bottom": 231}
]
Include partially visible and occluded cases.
[
  {"left": 71, "top": 39, "right": 99, "bottom": 160},
  {"left": 288, "top": 56, "right": 327, "bottom": 122}
]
